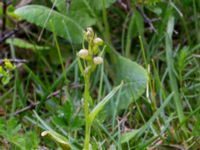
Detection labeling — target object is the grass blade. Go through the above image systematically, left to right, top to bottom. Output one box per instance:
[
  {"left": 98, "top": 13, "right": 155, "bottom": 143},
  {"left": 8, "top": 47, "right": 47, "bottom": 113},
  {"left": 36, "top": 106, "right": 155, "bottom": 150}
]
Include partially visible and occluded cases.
[
  {"left": 165, "top": 16, "right": 187, "bottom": 136},
  {"left": 89, "top": 82, "right": 123, "bottom": 123},
  {"left": 120, "top": 92, "right": 174, "bottom": 144}
]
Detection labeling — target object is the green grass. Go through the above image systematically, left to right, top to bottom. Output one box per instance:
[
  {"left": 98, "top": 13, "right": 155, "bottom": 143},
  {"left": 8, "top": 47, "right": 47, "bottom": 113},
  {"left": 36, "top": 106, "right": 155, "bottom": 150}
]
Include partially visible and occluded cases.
[{"left": 0, "top": 0, "right": 200, "bottom": 149}]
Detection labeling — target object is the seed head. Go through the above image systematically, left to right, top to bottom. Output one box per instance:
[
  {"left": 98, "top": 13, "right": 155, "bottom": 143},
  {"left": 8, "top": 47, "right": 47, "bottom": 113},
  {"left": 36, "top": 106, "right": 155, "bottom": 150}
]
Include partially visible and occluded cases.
[
  {"left": 77, "top": 49, "right": 89, "bottom": 59},
  {"left": 93, "top": 56, "right": 103, "bottom": 65}
]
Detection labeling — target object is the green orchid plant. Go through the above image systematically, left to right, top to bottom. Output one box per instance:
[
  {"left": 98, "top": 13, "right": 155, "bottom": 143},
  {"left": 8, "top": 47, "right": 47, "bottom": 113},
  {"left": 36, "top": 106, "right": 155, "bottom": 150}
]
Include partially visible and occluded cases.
[
  {"left": 77, "top": 27, "right": 123, "bottom": 149},
  {"left": 77, "top": 27, "right": 105, "bottom": 150},
  {"left": 41, "top": 28, "right": 123, "bottom": 150}
]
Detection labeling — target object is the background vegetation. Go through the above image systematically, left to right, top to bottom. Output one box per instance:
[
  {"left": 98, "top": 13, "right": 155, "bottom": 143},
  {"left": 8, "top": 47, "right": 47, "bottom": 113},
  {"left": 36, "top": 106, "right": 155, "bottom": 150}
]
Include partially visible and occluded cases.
[{"left": 0, "top": 0, "right": 200, "bottom": 149}]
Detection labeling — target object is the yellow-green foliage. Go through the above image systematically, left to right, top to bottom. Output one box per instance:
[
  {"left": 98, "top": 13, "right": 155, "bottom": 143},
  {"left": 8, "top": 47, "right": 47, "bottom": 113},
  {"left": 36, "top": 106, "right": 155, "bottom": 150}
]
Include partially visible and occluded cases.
[{"left": 0, "top": 59, "right": 15, "bottom": 85}]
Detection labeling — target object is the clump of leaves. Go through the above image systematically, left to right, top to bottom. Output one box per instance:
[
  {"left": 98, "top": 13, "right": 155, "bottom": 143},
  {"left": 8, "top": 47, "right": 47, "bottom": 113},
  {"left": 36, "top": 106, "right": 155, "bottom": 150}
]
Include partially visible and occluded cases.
[
  {"left": 0, "top": 59, "right": 15, "bottom": 85},
  {"left": 0, "top": 118, "right": 39, "bottom": 149}
]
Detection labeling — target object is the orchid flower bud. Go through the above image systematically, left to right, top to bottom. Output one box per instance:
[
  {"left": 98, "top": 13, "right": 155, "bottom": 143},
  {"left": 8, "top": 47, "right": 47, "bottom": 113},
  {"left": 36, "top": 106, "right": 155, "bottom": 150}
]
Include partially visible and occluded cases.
[
  {"left": 84, "top": 27, "right": 94, "bottom": 41},
  {"left": 93, "top": 37, "right": 103, "bottom": 46},
  {"left": 77, "top": 49, "right": 89, "bottom": 59},
  {"left": 93, "top": 56, "right": 103, "bottom": 65}
]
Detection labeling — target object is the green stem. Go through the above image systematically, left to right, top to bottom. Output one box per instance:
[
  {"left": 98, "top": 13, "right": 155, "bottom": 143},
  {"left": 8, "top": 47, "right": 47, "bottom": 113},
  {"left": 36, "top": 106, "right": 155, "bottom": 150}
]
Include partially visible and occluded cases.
[
  {"left": 102, "top": 0, "right": 111, "bottom": 44},
  {"left": 84, "top": 74, "right": 91, "bottom": 150}
]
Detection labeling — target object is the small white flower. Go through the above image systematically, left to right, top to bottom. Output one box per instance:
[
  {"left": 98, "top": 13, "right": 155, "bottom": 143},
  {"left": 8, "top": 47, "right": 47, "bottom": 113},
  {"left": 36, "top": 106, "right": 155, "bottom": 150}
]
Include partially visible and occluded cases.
[
  {"left": 86, "top": 27, "right": 93, "bottom": 33},
  {"left": 93, "top": 37, "right": 103, "bottom": 46},
  {"left": 77, "top": 49, "right": 89, "bottom": 59},
  {"left": 93, "top": 56, "right": 103, "bottom": 64}
]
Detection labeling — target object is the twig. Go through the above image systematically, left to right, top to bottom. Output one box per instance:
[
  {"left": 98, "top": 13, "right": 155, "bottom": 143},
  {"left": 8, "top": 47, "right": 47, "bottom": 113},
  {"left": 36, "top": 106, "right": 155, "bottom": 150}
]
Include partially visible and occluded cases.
[
  {"left": 1, "top": 0, "right": 7, "bottom": 37},
  {"left": 117, "top": 0, "right": 128, "bottom": 12},
  {"left": 136, "top": 6, "right": 157, "bottom": 33},
  {"left": 0, "top": 28, "right": 18, "bottom": 44},
  {"left": 0, "top": 59, "right": 28, "bottom": 64},
  {"left": 7, "top": 90, "right": 62, "bottom": 117},
  {"left": 47, "top": 90, "right": 61, "bottom": 99},
  {"left": 13, "top": 101, "right": 39, "bottom": 116}
]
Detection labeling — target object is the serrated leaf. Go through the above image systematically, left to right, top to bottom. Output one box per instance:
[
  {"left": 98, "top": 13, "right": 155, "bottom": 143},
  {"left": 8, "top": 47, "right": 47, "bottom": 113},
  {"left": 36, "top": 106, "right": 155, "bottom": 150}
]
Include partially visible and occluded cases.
[
  {"left": 15, "top": 5, "right": 83, "bottom": 44},
  {"left": 110, "top": 55, "right": 148, "bottom": 110},
  {"left": 89, "top": 82, "right": 123, "bottom": 123},
  {"left": 41, "top": 130, "right": 72, "bottom": 150}
]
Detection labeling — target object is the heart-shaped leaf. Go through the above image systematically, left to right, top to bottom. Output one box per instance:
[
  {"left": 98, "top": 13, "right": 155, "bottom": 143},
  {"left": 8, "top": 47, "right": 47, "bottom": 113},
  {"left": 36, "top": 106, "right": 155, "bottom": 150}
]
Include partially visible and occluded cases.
[{"left": 110, "top": 55, "right": 148, "bottom": 110}]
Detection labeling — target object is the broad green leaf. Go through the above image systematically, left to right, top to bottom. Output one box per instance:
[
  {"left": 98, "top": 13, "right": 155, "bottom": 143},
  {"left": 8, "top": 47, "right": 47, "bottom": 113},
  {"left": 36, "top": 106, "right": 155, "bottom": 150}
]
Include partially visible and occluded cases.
[
  {"left": 50, "top": 0, "right": 66, "bottom": 13},
  {"left": 51, "top": 0, "right": 96, "bottom": 28},
  {"left": 68, "top": 0, "right": 96, "bottom": 28},
  {"left": 15, "top": 5, "right": 83, "bottom": 44},
  {"left": 6, "top": 38, "right": 49, "bottom": 51},
  {"left": 110, "top": 55, "right": 148, "bottom": 110},
  {"left": 89, "top": 82, "right": 123, "bottom": 123},
  {"left": 41, "top": 130, "right": 72, "bottom": 150}
]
